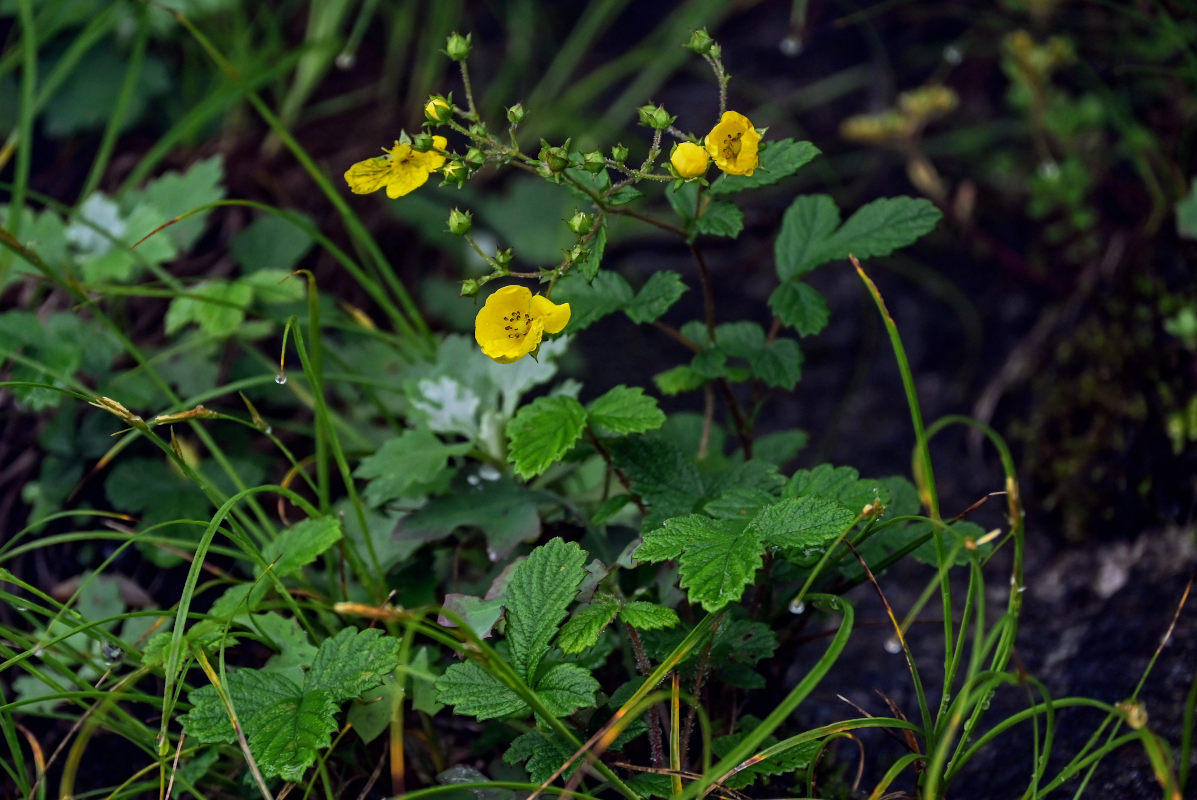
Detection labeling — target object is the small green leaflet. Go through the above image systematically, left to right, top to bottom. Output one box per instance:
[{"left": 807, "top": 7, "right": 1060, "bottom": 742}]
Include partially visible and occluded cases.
[
  {"left": 709, "top": 139, "right": 821, "bottom": 195},
  {"left": 775, "top": 194, "right": 941, "bottom": 280},
  {"left": 694, "top": 200, "right": 743, "bottom": 238},
  {"left": 577, "top": 224, "right": 608, "bottom": 282},
  {"left": 556, "top": 270, "right": 634, "bottom": 332},
  {"left": 625, "top": 270, "right": 687, "bottom": 324},
  {"left": 164, "top": 281, "right": 253, "bottom": 338},
  {"left": 769, "top": 281, "right": 830, "bottom": 336},
  {"left": 748, "top": 338, "right": 803, "bottom": 389},
  {"left": 654, "top": 365, "right": 705, "bottom": 395},
  {"left": 587, "top": 385, "right": 666, "bottom": 434},
  {"left": 506, "top": 395, "right": 588, "bottom": 479},
  {"left": 354, "top": 428, "right": 472, "bottom": 507},
  {"left": 785, "top": 463, "right": 889, "bottom": 515},
  {"left": 747, "top": 495, "right": 856, "bottom": 549},
  {"left": 636, "top": 515, "right": 764, "bottom": 612},
  {"left": 260, "top": 516, "right": 342, "bottom": 579},
  {"left": 558, "top": 598, "right": 620, "bottom": 654},
  {"left": 618, "top": 601, "right": 679, "bottom": 630},
  {"left": 182, "top": 628, "right": 399, "bottom": 781},
  {"left": 430, "top": 660, "right": 526, "bottom": 720}
]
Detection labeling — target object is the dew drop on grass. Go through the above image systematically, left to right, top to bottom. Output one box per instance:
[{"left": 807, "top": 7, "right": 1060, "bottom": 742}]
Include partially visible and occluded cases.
[
  {"left": 779, "top": 36, "right": 803, "bottom": 57},
  {"left": 943, "top": 44, "right": 963, "bottom": 64},
  {"left": 335, "top": 52, "right": 355, "bottom": 70},
  {"left": 1037, "top": 160, "right": 1060, "bottom": 180},
  {"left": 275, "top": 373, "right": 288, "bottom": 385},
  {"left": 263, "top": 425, "right": 272, "bottom": 435},
  {"left": 788, "top": 599, "right": 806, "bottom": 615},
  {"left": 883, "top": 636, "right": 902, "bottom": 654},
  {"left": 101, "top": 643, "right": 123, "bottom": 665}
]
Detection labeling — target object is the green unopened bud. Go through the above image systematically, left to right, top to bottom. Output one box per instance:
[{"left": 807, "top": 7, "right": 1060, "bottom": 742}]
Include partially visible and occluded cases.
[
  {"left": 685, "top": 28, "right": 715, "bottom": 55},
  {"left": 445, "top": 32, "right": 471, "bottom": 62},
  {"left": 709, "top": 42, "right": 722, "bottom": 59},
  {"left": 424, "top": 96, "right": 453, "bottom": 124},
  {"left": 506, "top": 103, "right": 526, "bottom": 126},
  {"left": 637, "top": 103, "right": 675, "bottom": 131},
  {"left": 468, "top": 122, "right": 488, "bottom": 138},
  {"left": 412, "top": 133, "right": 435, "bottom": 152},
  {"left": 538, "top": 141, "right": 570, "bottom": 173},
  {"left": 611, "top": 142, "right": 629, "bottom": 163},
  {"left": 463, "top": 147, "right": 486, "bottom": 169},
  {"left": 582, "top": 151, "right": 607, "bottom": 174},
  {"left": 440, "top": 159, "right": 466, "bottom": 187},
  {"left": 447, "top": 208, "right": 473, "bottom": 235},
  {"left": 567, "top": 211, "right": 594, "bottom": 236},
  {"left": 567, "top": 244, "right": 587, "bottom": 262},
  {"left": 493, "top": 248, "right": 513, "bottom": 269},
  {"left": 460, "top": 279, "right": 480, "bottom": 297}
]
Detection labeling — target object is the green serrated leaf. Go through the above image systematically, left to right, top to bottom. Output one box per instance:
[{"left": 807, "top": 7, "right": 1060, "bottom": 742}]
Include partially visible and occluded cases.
[
  {"left": 709, "top": 139, "right": 821, "bottom": 195},
  {"left": 140, "top": 155, "right": 225, "bottom": 250},
  {"left": 666, "top": 181, "right": 699, "bottom": 225},
  {"left": 775, "top": 194, "right": 841, "bottom": 281},
  {"left": 827, "top": 196, "right": 942, "bottom": 262},
  {"left": 695, "top": 199, "right": 743, "bottom": 238},
  {"left": 230, "top": 212, "right": 315, "bottom": 273},
  {"left": 577, "top": 224, "right": 607, "bottom": 282},
  {"left": 241, "top": 269, "right": 306, "bottom": 304},
  {"left": 556, "top": 269, "right": 634, "bottom": 332},
  {"left": 625, "top": 270, "right": 687, "bottom": 324},
  {"left": 164, "top": 281, "right": 253, "bottom": 337},
  {"left": 769, "top": 281, "right": 830, "bottom": 336},
  {"left": 715, "top": 321, "right": 766, "bottom": 358},
  {"left": 748, "top": 338, "right": 803, "bottom": 389},
  {"left": 691, "top": 347, "right": 727, "bottom": 378},
  {"left": 654, "top": 365, "right": 705, "bottom": 395},
  {"left": 587, "top": 385, "right": 666, "bottom": 434},
  {"left": 507, "top": 396, "right": 588, "bottom": 479},
  {"left": 353, "top": 429, "right": 472, "bottom": 507},
  {"left": 752, "top": 430, "right": 809, "bottom": 466},
  {"left": 610, "top": 436, "right": 704, "bottom": 528},
  {"left": 785, "top": 464, "right": 889, "bottom": 515},
  {"left": 398, "top": 479, "right": 541, "bottom": 561},
  {"left": 703, "top": 487, "right": 777, "bottom": 520},
  {"left": 749, "top": 495, "right": 856, "bottom": 549},
  {"left": 636, "top": 515, "right": 763, "bottom": 612},
  {"left": 260, "top": 516, "right": 343, "bottom": 580},
  {"left": 506, "top": 537, "right": 587, "bottom": 680},
  {"left": 558, "top": 598, "right": 620, "bottom": 654},
  {"left": 617, "top": 602, "right": 679, "bottom": 630},
  {"left": 307, "top": 628, "right": 400, "bottom": 701},
  {"left": 435, "top": 659, "right": 527, "bottom": 720},
  {"left": 534, "top": 662, "right": 600, "bottom": 716},
  {"left": 183, "top": 669, "right": 302, "bottom": 745},
  {"left": 248, "top": 687, "right": 338, "bottom": 782},
  {"left": 505, "top": 729, "right": 577, "bottom": 783}
]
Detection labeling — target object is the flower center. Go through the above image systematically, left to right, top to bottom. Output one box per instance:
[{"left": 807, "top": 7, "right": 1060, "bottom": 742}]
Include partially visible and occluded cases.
[
  {"left": 719, "top": 132, "right": 743, "bottom": 160},
  {"left": 502, "top": 309, "right": 532, "bottom": 339}
]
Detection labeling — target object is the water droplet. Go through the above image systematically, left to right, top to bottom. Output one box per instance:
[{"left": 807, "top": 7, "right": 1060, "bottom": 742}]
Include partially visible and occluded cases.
[
  {"left": 779, "top": 36, "right": 803, "bottom": 57},
  {"left": 943, "top": 44, "right": 963, "bottom": 65},
  {"left": 335, "top": 51, "right": 355, "bottom": 70},
  {"left": 1037, "top": 160, "right": 1060, "bottom": 180},
  {"left": 275, "top": 373, "right": 288, "bottom": 385},
  {"left": 263, "top": 425, "right": 272, "bottom": 435},
  {"left": 478, "top": 465, "right": 501, "bottom": 482},
  {"left": 467, "top": 474, "right": 481, "bottom": 486},
  {"left": 487, "top": 548, "right": 500, "bottom": 563},
  {"left": 1017, "top": 585, "right": 1027, "bottom": 593},
  {"left": 788, "top": 599, "right": 806, "bottom": 615},
  {"left": 883, "top": 636, "right": 902, "bottom": 654},
  {"left": 101, "top": 643, "right": 123, "bottom": 665}
]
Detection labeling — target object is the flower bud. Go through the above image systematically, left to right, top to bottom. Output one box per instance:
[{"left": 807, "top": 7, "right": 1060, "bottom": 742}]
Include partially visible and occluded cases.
[
  {"left": 685, "top": 28, "right": 715, "bottom": 55},
  {"left": 444, "top": 32, "right": 471, "bottom": 62},
  {"left": 709, "top": 43, "right": 722, "bottom": 59},
  {"left": 424, "top": 96, "right": 453, "bottom": 124},
  {"left": 506, "top": 103, "right": 526, "bottom": 125},
  {"left": 638, "top": 104, "right": 675, "bottom": 131},
  {"left": 468, "top": 122, "right": 488, "bottom": 137},
  {"left": 411, "top": 132, "right": 436, "bottom": 152},
  {"left": 538, "top": 141, "right": 570, "bottom": 173},
  {"left": 670, "top": 141, "right": 710, "bottom": 179},
  {"left": 611, "top": 142, "right": 629, "bottom": 163},
  {"left": 463, "top": 147, "right": 486, "bottom": 169},
  {"left": 581, "top": 151, "right": 607, "bottom": 174},
  {"left": 440, "top": 159, "right": 466, "bottom": 187},
  {"left": 447, "top": 208, "right": 473, "bottom": 235},
  {"left": 567, "top": 211, "right": 594, "bottom": 236},
  {"left": 567, "top": 244, "right": 587, "bottom": 262},
  {"left": 493, "top": 248, "right": 513, "bottom": 269},
  {"left": 460, "top": 278, "right": 480, "bottom": 297}
]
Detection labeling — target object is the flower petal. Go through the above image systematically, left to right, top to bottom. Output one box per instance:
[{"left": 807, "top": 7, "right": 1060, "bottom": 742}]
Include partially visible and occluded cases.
[
  {"left": 344, "top": 157, "right": 394, "bottom": 195},
  {"left": 530, "top": 294, "right": 571, "bottom": 334}
]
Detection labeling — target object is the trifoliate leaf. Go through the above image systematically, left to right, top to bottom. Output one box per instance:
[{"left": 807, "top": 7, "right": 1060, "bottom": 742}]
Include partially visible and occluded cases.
[
  {"left": 709, "top": 139, "right": 821, "bottom": 195},
  {"left": 775, "top": 194, "right": 841, "bottom": 281},
  {"left": 695, "top": 199, "right": 743, "bottom": 238},
  {"left": 230, "top": 211, "right": 315, "bottom": 273},
  {"left": 577, "top": 224, "right": 607, "bottom": 282},
  {"left": 556, "top": 269, "right": 634, "bottom": 332},
  {"left": 625, "top": 270, "right": 687, "bottom": 324},
  {"left": 164, "top": 281, "right": 253, "bottom": 338},
  {"left": 769, "top": 281, "right": 830, "bottom": 336},
  {"left": 748, "top": 338, "right": 803, "bottom": 389},
  {"left": 654, "top": 365, "right": 705, "bottom": 395},
  {"left": 587, "top": 385, "right": 666, "bottom": 435},
  {"left": 506, "top": 395, "right": 588, "bottom": 479},
  {"left": 353, "top": 428, "right": 472, "bottom": 507},
  {"left": 748, "top": 495, "right": 856, "bottom": 549},
  {"left": 636, "top": 515, "right": 764, "bottom": 612},
  {"left": 259, "top": 516, "right": 343, "bottom": 580},
  {"left": 505, "top": 537, "right": 588, "bottom": 681},
  {"left": 557, "top": 598, "right": 620, "bottom": 654},
  {"left": 617, "top": 602, "right": 679, "bottom": 630},
  {"left": 307, "top": 628, "right": 400, "bottom": 702},
  {"left": 435, "top": 659, "right": 527, "bottom": 720},
  {"left": 533, "top": 662, "right": 600, "bottom": 716}
]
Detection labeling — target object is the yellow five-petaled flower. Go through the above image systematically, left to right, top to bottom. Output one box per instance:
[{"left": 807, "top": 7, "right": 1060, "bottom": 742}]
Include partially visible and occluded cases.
[
  {"left": 705, "top": 111, "right": 761, "bottom": 176},
  {"left": 344, "top": 136, "right": 448, "bottom": 199},
  {"left": 475, "top": 285, "right": 571, "bottom": 363}
]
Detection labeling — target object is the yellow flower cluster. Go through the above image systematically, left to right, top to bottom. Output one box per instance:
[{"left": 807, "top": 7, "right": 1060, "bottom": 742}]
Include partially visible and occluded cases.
[
  {"left": 669, "top": 110, "right": 762, "bottom": 180},
  {"left": 343, "top": 136, "right": 448, "bottom": 199},
  {"left": 474, "top": 285, "right": 571, "bottom": 363}
]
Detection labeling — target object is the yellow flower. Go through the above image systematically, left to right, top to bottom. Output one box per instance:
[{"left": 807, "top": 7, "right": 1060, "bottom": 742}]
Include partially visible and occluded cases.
[
  {"left": 705, "top": 111, "right": 761, "bottom": 176},
  {"left": 344, "top": 136, "right": 448, "bottom": 199},
  {"left": 670, "top": 141, "right": 710, "bottom": 179},
  {"left": 475, "top": 285, "right": 570, "bottom": 363}
]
